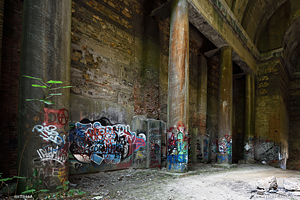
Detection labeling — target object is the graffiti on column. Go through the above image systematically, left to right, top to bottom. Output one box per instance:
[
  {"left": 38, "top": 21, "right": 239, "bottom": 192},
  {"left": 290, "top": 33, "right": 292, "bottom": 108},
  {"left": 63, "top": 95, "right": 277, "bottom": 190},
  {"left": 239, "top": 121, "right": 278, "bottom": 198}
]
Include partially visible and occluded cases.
[
  {"left": 33, "top": 108, "right": 69, "bottom": 187},
  {"left": 69, "top": 117, "right": 146, "bottom": 166},
  {"left": 167, "top": 125, "right": 188, "bottom": 170},
  {"left": 132, "top": 132, "right": 147, "bottom": 165},
  {"left": 149, "top": 132, "right": 161, "bottom": 168},
  {"left": 218, "top": 132, "right": 232, "bottom": 162},
  {"left": 204, "top": 138, "right": 209, "bottom": 160},
  {"left": 244, "top": 138, "right": 254, "bottom": 160},
  {"left": 211, "top": 139, "right": 218, "bottom": 154},
  {"left": 196, "top": 140, "right": 202, "bottom": 161},
  {"left": 258, "top": 140, "right": 279, "bottom": 163}
]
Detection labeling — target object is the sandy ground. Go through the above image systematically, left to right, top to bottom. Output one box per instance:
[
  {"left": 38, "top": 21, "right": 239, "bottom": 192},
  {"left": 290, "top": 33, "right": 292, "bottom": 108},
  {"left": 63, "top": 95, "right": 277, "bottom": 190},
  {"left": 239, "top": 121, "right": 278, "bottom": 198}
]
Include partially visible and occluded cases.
[{"left": 69, "top": 163, "right": 300, "bottom": 200}]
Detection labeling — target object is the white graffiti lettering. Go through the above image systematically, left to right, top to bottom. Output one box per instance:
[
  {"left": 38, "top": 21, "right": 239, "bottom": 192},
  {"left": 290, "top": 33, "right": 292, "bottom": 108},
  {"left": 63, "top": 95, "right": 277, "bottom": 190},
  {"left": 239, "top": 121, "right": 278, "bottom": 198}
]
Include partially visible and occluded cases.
[
  {"left": 34, "top": 125, "right": 65, "bottom": 146},
  {"left": 37, "top": 146, "right": 67, "bottom": 165}
]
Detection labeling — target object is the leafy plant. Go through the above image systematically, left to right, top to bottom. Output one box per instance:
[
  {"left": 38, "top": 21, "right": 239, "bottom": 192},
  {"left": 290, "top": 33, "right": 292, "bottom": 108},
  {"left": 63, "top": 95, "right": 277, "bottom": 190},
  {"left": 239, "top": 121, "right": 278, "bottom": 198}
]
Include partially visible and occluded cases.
[
  {"left": 16, "top": 75, "right": 73, "bottom": 194},
  {"left": 23, "top": 75, "right": 72, "bottom": 105},
  {"left": 0, "top": 173, "right": 26, "bottom": 198},
  {"left": 44, "top": 181, "right": 85, "bottom": 200}
]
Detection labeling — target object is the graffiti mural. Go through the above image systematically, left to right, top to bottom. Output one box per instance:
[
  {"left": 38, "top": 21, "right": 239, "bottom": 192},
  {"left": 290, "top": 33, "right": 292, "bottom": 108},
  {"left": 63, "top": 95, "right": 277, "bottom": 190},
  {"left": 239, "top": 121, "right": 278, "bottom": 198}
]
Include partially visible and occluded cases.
[
  {"left": 33, "top": 108, "right": 69, "bottom": 187},
  {"left": 69, "top": 117, "right": 146, "bottom": 166},
  {"left": 167, "top": 125, "right": 188, "bottom": 171},
  {"left": 218, "top": 133, "right": 232, "bottom": 163},
  {"left": 257, "top": 140, "right": 279, "bottom": 163}
]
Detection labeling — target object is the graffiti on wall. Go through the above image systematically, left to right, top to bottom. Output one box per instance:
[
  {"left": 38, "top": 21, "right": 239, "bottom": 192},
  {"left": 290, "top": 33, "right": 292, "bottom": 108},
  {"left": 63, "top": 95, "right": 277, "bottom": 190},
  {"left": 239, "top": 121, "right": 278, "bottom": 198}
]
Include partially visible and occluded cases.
[
  {"left": 33, "top": 108, "right": 69, "bottom": 187},
  {"left": 69, "top": 117, "right": 146, "bottom": 166},
  {"left": 167, "top": 125, "right": 188, "bottom": 170},
  {"left": 132, "top": 132, "right": 147, "bottom": 165},
  {"left": 258, "top": 140, "right": 279, "bottom": 162}
]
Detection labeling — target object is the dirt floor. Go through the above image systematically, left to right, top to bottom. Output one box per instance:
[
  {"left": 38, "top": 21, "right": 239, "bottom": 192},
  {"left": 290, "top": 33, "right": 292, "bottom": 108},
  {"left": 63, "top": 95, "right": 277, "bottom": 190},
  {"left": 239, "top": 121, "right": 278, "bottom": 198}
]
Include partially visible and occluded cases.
[{"left": 69, "top": 163, "right": 300, "bottom": 200}]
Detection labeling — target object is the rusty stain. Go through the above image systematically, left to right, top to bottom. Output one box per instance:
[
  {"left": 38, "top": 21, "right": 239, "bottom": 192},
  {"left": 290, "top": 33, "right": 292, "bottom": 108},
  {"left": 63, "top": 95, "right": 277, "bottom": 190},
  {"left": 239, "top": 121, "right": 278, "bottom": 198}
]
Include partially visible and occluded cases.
[
  {"left": 168, "top": 0, "right": 189, "bottom": 127},
  {"left": 33, "top": 116, "right": 39, "bottom": 122}
]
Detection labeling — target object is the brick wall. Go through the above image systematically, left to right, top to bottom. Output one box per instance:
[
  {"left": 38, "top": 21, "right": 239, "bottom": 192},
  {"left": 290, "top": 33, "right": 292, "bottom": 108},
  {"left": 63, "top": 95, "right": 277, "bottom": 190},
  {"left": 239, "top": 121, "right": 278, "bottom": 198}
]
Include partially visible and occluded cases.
[
  {"left": 0, "top": 0, "right": 23, "bottom": 177},
  {"left": 0, "top": 0, "right": 5, "bottom": 75},
  {"left": 70, "top": 0, "right": 145, "bottom": 124},
  {"left": 158, "top": 18, "right": 170, "bottom": 123},
  {"left": 255, "top": 58, "right": 289, "bottom": 168}
]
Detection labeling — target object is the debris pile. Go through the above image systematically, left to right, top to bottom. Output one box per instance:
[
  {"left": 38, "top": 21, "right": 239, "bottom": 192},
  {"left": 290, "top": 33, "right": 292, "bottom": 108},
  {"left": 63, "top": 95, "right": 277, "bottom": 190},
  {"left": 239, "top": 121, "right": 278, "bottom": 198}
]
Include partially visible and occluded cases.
[{"left": 251, "top": 176, "right": 300, "bottom": 199}]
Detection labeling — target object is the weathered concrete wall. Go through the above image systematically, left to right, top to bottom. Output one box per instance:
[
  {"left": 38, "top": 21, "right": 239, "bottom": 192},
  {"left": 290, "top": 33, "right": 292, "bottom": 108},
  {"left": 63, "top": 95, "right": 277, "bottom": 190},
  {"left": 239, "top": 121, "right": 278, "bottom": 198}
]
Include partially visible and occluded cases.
[
  {"left": 18, "top": 0, "right": 71, "bottom": 192},
  {"left": 207, "top": 56, "right": 220, "bottom": 162},
  {"left": 255, "top": 58, "right": 289, "bottom": 168}
]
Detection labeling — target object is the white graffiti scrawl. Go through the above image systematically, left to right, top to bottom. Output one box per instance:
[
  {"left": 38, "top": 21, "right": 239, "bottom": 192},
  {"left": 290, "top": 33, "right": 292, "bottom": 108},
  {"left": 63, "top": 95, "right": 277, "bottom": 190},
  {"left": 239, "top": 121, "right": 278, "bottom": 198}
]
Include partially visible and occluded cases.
[
  {"left": 34, "top": 125, "right": 66, "bottom": 146},
  {"left": 37, "top": 146, "right": 67, "bottom": 166}
]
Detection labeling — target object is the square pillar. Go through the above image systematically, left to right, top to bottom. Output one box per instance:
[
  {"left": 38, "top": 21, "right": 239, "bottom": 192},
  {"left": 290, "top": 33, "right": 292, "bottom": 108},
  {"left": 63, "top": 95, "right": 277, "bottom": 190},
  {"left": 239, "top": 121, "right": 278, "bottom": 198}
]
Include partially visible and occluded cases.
[{"left": 217, "top": 46, "right": 233, "bottom": 164}]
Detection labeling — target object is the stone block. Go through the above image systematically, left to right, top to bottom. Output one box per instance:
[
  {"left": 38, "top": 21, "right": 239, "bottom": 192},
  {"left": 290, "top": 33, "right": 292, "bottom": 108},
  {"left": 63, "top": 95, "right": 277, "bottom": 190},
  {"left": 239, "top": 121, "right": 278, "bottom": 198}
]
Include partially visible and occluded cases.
[
  {"left": 256, "top": 176, "right": 278, "bottom": 191},
  {"left": 283, "top": 180, "right": 300, "bottom": 191}
]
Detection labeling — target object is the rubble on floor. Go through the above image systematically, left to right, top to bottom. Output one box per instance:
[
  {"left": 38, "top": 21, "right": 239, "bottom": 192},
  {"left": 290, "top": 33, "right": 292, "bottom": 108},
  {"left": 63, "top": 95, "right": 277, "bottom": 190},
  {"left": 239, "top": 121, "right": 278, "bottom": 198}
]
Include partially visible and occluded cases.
[{"left": 252, "top": 176, "right": 300, "bottom": 199}]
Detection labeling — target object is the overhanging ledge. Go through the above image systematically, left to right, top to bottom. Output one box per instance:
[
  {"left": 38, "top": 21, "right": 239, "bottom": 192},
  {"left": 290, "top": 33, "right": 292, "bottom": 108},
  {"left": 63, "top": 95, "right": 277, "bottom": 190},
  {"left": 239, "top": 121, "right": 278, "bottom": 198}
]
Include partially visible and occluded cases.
[{"left": 188, "top": 0, "right": 258, "bottom": 73}]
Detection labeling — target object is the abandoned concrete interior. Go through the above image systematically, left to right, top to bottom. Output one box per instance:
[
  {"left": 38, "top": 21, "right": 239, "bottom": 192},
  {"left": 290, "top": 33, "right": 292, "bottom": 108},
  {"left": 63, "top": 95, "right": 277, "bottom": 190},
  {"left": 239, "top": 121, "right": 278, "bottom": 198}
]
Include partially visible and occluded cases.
[{"left": 1, "top": 0, "right": 300, "bottom": 196}]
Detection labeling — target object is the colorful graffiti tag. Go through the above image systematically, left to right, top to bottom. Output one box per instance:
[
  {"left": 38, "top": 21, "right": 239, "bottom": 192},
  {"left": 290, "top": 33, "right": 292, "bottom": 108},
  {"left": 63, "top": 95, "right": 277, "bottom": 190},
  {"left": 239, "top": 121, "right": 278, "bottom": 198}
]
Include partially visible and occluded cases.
[
  {"left": 33, "top": 108, "right": 69, "bottom": 187},
  {"left": 69, "top": 117, "right": 146, "bottom": 166},
  {"left": 167, "top": 125, "right": 188, "bottom": 171},
  {"left": 218, "top": 133, "right": 232, "bottom": 163}
]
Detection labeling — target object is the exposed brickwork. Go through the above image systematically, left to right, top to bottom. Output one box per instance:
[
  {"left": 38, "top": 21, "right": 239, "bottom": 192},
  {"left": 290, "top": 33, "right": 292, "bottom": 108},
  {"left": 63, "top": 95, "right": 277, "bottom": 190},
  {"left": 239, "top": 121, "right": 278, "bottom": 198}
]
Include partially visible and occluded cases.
[
  {"left": 0, "top": 0, "right": 23, "bottom": 177},
  {"left": 0, "top": 0, "right": 5, "bottom": 74},
  {"left": 71, "top": 0, "right": 139, "bottom": 108},
  {"left": 158, "top": 18, "right": 170, "bottom": 122},
  {"left": 255, "top": 58, "right": 289, "bottom": 168},
  {"left": 255, "top": 59, "right": 281, "bottom": 142}
]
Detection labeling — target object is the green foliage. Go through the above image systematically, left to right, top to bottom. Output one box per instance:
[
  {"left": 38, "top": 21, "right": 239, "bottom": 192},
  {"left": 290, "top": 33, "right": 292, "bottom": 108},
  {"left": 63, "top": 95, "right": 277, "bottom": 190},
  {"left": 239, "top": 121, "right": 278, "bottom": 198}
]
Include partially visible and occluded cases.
[
  {"left": 22, "top": 75, "right": 73, "bottom": 105},
  {"left": 0, "top": 173, "right": 26, "bottom": 198},
  {"left": 44, "top": 181, "right": 86, "bottom": 200}
]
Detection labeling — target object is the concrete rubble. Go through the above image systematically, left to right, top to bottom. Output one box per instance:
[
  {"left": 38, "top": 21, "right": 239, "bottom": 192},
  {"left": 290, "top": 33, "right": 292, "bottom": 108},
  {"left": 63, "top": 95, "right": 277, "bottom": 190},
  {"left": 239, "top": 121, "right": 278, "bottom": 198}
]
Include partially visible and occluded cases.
[{"left": 253, "top": 176, "right": 300, "bottom": 199}]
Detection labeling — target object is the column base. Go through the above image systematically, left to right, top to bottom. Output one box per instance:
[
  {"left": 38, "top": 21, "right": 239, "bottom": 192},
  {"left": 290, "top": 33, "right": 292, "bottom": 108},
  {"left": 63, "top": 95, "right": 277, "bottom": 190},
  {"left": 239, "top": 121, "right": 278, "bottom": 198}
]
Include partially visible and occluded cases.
[
  {"left": 217, "top": 153, "right": 232, "bottom": 164},
  {"left": 167, "top": 162, "right": 188, "bottom": 172}
]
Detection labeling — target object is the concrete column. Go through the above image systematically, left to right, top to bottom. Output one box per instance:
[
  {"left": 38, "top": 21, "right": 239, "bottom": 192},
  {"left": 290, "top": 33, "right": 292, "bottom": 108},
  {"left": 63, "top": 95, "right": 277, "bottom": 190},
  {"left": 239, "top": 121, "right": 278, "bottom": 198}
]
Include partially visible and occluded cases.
[
  {"left": 17, "top": 0, "right": 71, "bottom": 193},
  {"left": 167, "top": 0, "right": 189, "bottom": 172},
  {"left": 217, "top": 46, "right": 233, "bottom": 164},
  {"left": 244, "top": 71, "right": 255, "bottom": 162}
]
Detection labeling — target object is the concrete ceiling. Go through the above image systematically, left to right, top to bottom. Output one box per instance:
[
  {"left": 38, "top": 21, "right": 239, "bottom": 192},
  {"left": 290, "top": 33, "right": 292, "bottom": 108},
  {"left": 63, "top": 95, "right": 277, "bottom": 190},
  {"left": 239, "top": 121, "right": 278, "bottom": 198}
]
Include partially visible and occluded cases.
[{"left": 224, "top": 0, "right": 300, "bottom": 74}]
